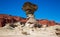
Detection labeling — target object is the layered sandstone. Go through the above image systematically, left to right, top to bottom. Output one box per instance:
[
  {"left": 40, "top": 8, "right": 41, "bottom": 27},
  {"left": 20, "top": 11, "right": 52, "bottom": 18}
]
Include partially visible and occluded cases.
[{"left": 0, "top": 14, "right": 59, "bottom": 27}]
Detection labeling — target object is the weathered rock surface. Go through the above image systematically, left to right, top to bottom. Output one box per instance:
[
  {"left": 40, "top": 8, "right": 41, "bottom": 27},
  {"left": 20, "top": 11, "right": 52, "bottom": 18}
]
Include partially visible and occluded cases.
[{"left": 0, "top": 14, "right": 59, "bottom": 27}]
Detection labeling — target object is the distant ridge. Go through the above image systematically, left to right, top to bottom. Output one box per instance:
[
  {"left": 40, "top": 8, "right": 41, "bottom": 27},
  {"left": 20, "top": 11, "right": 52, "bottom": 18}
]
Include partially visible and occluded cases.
[{"left": 0, "top": 14, "right": 60, "bottom": 27}]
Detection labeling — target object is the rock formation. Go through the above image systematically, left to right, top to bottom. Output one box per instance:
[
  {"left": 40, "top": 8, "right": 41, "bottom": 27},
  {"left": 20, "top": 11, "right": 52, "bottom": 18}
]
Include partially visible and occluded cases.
[
  {"left": 0, "top": 2, "right": 60, "bottom": 37},
  {"left": 0, "top": 2, "right": 59, "bottom": 27},
  {"left": 22, "top": 2, "right": 38, "bottom": 15},
  {"left": 0, "top": 14, "right": 59, "bottom": 27},
  {"left": 0, "top": 14, "right": 27, "bottom": 27}
]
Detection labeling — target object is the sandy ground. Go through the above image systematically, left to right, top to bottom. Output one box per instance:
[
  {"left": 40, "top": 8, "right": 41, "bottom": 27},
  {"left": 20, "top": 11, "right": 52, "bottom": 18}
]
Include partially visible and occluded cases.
[{"left": 0, "top": 25, "right": 60, "bottom": 37}]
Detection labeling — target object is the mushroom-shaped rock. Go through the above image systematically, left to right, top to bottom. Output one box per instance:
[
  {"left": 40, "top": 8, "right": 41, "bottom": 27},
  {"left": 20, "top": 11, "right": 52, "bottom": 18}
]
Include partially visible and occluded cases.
[{"left": 22, "top": 2, "right": 38, "bottom": 15}]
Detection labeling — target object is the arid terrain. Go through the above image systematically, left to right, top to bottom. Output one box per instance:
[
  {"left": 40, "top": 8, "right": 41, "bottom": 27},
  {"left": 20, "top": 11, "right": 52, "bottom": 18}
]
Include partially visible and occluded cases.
[
  {"left": 0, "top": 14, "right": 60, "bottom": 37},
  {"left": 0, "top": 25, "right": 60, "bottom": 37}
]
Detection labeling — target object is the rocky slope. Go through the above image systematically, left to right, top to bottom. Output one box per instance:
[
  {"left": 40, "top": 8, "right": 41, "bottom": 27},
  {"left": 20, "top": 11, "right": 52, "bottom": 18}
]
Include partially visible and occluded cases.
[
  {"left": 0, "top": 14, "right": 60, "bottom": 27},
  {"left": 0, "top": 14, "right": 60, "bottom": 37}
]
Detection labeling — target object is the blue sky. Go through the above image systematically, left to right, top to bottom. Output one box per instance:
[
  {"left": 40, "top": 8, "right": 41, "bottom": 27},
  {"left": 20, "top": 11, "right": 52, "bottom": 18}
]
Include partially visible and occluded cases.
[{"left": 0, "top": 0, "right": 60, "bottom": 23}]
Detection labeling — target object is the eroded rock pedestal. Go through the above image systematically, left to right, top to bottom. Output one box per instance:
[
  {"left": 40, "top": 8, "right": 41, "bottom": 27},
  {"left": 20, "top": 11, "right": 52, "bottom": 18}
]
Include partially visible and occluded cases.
[{"left": 0, "top": 2, "right": 60, "bottom": 37}]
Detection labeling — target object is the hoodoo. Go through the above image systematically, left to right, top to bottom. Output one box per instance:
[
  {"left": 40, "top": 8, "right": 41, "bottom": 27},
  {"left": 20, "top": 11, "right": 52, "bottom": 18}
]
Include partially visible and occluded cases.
[
  {"left": 0, "top": 2, "right": 59, "bottom": 37},
  {"left": 22, "top": 2, "right": 38, "bottom": 27}
]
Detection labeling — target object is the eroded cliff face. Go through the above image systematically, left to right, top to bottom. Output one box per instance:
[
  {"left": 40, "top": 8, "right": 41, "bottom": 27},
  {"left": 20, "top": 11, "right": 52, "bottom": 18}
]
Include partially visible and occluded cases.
[
  {"left": 0, "top": 14, "right": 59, "bottom": 27},
  {"left": 0, "top": 14, "right": 27, "bottom": 27},
  {"left": 0, "top": 14, "right": 60, "bottom": 37},
  {"left": 38, "top": 19, "right": 56, "bottom": 26}
]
